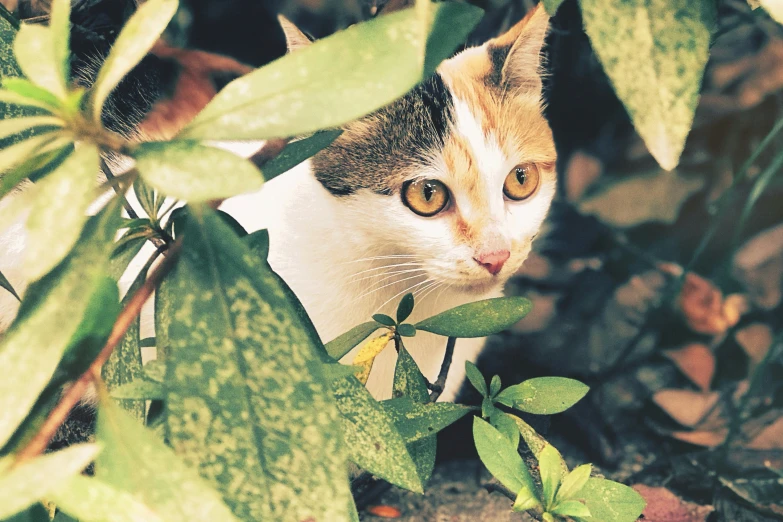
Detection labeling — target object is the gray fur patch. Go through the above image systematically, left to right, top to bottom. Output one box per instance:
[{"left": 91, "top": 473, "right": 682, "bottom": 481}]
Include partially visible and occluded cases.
[{"left": 312, "top": 73, "right": 454, "bottom": 197}]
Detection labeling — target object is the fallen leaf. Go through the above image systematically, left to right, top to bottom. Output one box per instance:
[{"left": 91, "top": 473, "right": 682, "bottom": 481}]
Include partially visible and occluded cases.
[
  {"left": 565, "top": 150, "right": 602, "bottom": 202},
  {"left": 578, "top": 169, "right": 704, "bottom": 228},
  {"left": 733, "top": 223, "right": 783, "bottom": 310},
  {"left": 678, "top": 273, "right": 744, "bottom": 336},
  {"left": 735, "top": 323, "right": 774, "bottom": 373},
  {"left": 663, "top": 343, "right": 715, "bottom": 392},
  {"left": 654, "top": 389, "right": 720, "bottom": 428},
  {"left": 748, "top": 417, "right": 783, "bottom": 451},
  {"left": 670, "top": 428, "right": 728, "bottom": 448},
  {"left": 633, "top": 484, "right": 714, "bottom": 522},
  {"left": 367, "top": 505, "right": 402, "bottom": 518}
]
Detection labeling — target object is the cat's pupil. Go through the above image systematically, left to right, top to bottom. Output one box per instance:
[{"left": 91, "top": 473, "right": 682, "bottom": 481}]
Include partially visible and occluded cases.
[
  {"left": 516, "top": 168, "right": 527, "bottom": 185},
  {"left": 423, "top": 183, "right": 434, "bottom": 201}
]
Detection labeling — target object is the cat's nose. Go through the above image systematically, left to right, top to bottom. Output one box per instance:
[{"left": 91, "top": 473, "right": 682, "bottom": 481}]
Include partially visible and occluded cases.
[{"left": 473, "top": 250, "right": 510, "bottom": 275}]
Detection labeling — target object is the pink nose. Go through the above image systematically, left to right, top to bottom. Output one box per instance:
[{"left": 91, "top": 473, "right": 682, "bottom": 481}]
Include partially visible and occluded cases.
[{"left": 473, "top": 250, "right": 510, "bottom": 275}]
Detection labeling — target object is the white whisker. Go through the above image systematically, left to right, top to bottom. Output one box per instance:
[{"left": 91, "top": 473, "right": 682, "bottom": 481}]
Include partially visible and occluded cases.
[
  {"left": 341, "top": 254, "right": 421, "bottom": 265},
  {"left": 350, "top": 262, "right": 422, "bottom": 278},
  {"left": 353, "top": 268, "right": 427, "bottom": 286},
  {"left": 354, "top": 273, "right": 428, "bottom": 304},
  {"left": 374, "top": 278, "right": 433, "bottom": 313}
]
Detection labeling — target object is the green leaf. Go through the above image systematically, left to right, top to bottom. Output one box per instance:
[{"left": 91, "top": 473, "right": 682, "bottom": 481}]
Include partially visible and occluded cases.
[
  {"left": 49, "top": 0, "right": 71, "bottom": 88},
  {"left": 91, "top": 0, "right": 178, "bottom": 120},
  {"left": 541, "top": 0, "right": 566, "bottom": 15},
  {"left": 580, "top": 0, "right": 716, "bottom": 170},
  {"left": 422, "top": 2, "right": 484, "bottom": 76},
  {"left": 181, "top": 3, "right": 482, "bottom": 140},
  {"left": 13, "top": 24, "right": 67, "bottom": 98},
  {"left": 2, "top": 78, "right": 62, "bottom": 109},
  {"left": 0, "top": 88, "right": 56, "bottom": 112},
  {"left": 0, "top": 115, "right": 62, "bottom": 141},
  {"left": 261, "top": 130, "right": 342, "bottom": 181},
  {"left": 0, "top": 132, "right": 59, "bottom": 176},
  {"left": 133, "top": 141, "right": 263, "bottom": 202},
  {"left": 23, "top": 143, "right": 100, "bottom": 281},
  {"left": 132, "top": 177, "right": 159, "bottom": 219},
  {"left": 0, "top": 202, "right": 120, "bottom": 449},
  {"left": 165, "top": 208, "right": 350, "bottom": 521},
  {"left": 102, "top": 259, "right": 146, "bottom": 420},
  {"left": 0, "top": 268, "right": 19, "bottom": 300},
  {"left": 153, "top": 271, "right": 173, "bottom": 361},
  {"left": 396, "top": 293, "right": 415, "bottom": 323},
  {"left": 415, "top": 296, "right": 532, "bottom": 337},
  {"left": 373, "top": 313, "right": 396, "bottom": 327},
  {"left": 325, "top": 321, "right": 380, "bottom": 359},
  {"left": 397, "top": 324, "right": 416, "bottom": 337},
  {"left": 139, "top": 337, "right": 156, "bottom": 347},
  {"left": 394, "top": 345, "right": 436, "bottom": 484},
  {"left": 143, "top": 360, "right": 165, "bottom": 383},
  {"left": 465, "top": 361, "right": 488, "bottom": 397},
  {"left": 322, "top": 362, "right": 362, "bottom": 382},
  {"left": 333, "top": 375, "right": 423, "bottom": 493},
  {"left": 490, "top": 375, "right": 501, "bottom": 397},
  {"left": 495, "top": 377, "right": 589, "bottom": 415},
  {"left": 110, "top": 379, "right": 164, "bottom": 400},
  {"left": 95, "top": 395, "right": 239, "bottom": 522},
  {"left": 481, "top": 396, "right": 495, "bottom": 419},
  {"left": 384, "top": 397, "right": 472, "bottom": 443},
  {"left": 489, "top": 409, "right": 520, "bottom": 449},
  {"left": 508, "top": 414, "right": 569, "bottom": 478},
  {"left": 472, "top": 417, "right": 537, "bottom": 498},
  {"left": 0, "top": 444, "right": 100, "bottom": 520},
  {"left": 539, "top": 444, "right": 563, "bottom": 508},
  {"left": 557, "top": 464, "right": 592, "bottom": 502},
  {"left": 50, "top": 474, "right": 164, "bottom": 522},
  {"left": 579, "top": 478, "right": 646, "bottom": 522},
  {"left": 513, "top": 486, "right": 541, "bottom": 512},
  {"left": 550, "top": 500, "right": 591, "bottom": 518},
  {"left": 4, "top": 504, "right": 50, "bottom": 522}
]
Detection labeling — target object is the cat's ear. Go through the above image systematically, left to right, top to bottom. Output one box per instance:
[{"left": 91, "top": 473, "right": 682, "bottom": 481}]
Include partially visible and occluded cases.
[
  {"left": 485, "top": 4, "right": 549, "bottom": 93},
  {"left": 278, "top": 15, "right": 312, "bottom": 53}
]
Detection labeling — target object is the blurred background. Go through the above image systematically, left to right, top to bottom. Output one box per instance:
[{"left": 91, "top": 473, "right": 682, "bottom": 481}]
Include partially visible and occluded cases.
[{"left": 5, "top": 0, "right": 783, "bottom": 519}]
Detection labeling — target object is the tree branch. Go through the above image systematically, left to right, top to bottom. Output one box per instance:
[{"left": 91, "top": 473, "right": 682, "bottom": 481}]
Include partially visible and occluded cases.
[
  {"left": 14, "top": 241, "right": 181, "bottom": 464},
  {"left": 428, "top": 336, "right": 456, "bottom": 402}
]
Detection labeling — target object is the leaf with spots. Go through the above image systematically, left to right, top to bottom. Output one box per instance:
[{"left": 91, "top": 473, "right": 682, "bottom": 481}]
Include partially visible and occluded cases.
[
  {"left": 580, "top": 0, "right": 716, "bottom": 170},
  {"left": 181, "top": 2, "right": 483, "bottom": 140},
  {"left": 261, "top": 129, "right": 342, "bottom": 182},
  {"left": 133, "top": 141, "right": 263, "bottom": 202},
  {"left": 0, "top": 202, "right": 121, "bottom": 450},
  {"left": 165, "top": 208, "right": 351, "bottom": 521},
  {"left": 102, "top": 260, "right": 146, "bottom": 420},
  {"left": 414, "top": 297, "right": 532, "bottom": 338},
  {"left": 325, "top": 321, "right": 381, "bottom": 360},
  {"left": 394, "top": 346, "right": 435, "bottom": 483},
  {"left": 332, "top": 375, "right": 423, "bottom": 493},
  {"left": 495, "top": 377, "right": 589, "bottom": 415},
  {"left": 95, "top": 393, "right": 239, "bottom": 522},
  {"left": 383, "top": 397, "right": 473, "bottom": 444},
  {"left": 50, "top": 474, "right": 164, "bottom": 522},
  {"left": 578, "top": 478, "right": 646, "bottom": 522}
]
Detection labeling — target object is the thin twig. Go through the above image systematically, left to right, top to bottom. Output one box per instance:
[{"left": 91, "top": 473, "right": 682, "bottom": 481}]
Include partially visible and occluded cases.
[
  {"left": 100, "top": 157, "right": 139, "bottom": 220},
  {"left": 14, "top": 241, "right": 181, "bottom": 464},
  {"left": 428, "top": 336, "right": 456, "bottom": 402},
  {"left": 484, "top": 480, "right": 516, "bottom": 501}
]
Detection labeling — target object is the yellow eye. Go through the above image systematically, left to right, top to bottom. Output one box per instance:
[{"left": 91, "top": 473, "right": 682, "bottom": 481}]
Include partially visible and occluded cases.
[
  {"left": 503, "top": 163, "right": 540, "bottom": 201},
  {"left": 402, "top": 179, "right": 450, "bottom": 217}
]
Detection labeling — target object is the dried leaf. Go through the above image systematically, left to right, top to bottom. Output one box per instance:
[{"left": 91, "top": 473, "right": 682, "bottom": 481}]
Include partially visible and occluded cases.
[
  {"left": 578, "top": 170, "right": 704, "bottom": 227},
  {"left": 678, "top": 272, "right": 744, "bottom": 336},
  {"left": 736, "top": 323, "right": 774, "bottom": 373},
  {"left": 663, "top": 343, "right": 715, "bottom": 392},
  {"left": 653, "top": 389, "right": 720, "bottom": 428},
  {"left": 748, "top": 417, "right": 783, "bottom": 450},
  {"left": 670, "top": 428, "right": 727, "bottom": 448},
  {"left": 633, "top": 484, "right": 714, "bottom": 522}
]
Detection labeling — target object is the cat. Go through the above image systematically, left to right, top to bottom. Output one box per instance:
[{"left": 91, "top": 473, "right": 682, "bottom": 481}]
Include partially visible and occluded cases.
[
  {"left": 0, "top": 3, "right": 556, "bottom": 404},
  {"left": 222, "top": 5, "right": 557, "bottom": 400}
]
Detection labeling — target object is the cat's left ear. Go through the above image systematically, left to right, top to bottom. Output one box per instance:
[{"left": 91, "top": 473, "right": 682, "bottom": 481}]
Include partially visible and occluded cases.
[
  {"left": 485, "top": 4, "right": 549, "bottom": 93},
  {"left": 278, "top": 15, "right": 313, "bottom": 53}
]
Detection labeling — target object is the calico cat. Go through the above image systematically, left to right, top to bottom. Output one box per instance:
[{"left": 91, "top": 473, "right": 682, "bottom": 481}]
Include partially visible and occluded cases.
[
  {"left": 0, "top": 3, "right": 556, "bottom": 403},
  {"left": 222, "top": 5, "right": 556, "bottom": 400}
]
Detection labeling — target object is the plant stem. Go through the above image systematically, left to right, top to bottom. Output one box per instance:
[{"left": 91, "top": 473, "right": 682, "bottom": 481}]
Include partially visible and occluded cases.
[
  {"left": 13, "top": 241, "right": 181, "bottom": 464},
  {"left": 428, "top": 336, "right": 456, "bottom": 402}
]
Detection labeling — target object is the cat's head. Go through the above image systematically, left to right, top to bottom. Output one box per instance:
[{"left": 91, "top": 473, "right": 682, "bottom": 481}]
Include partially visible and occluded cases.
[{"left": 293, "top": 6, "right": 556, "bottom": 294}]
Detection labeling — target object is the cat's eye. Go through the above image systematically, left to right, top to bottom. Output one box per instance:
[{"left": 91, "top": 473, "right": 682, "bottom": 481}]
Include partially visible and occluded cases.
[
  {"left": 503, "top": 163, "right": 540, "bottom": 201},
  {"left": 402, "top": 179, "right": 450, "bottom": 217}
]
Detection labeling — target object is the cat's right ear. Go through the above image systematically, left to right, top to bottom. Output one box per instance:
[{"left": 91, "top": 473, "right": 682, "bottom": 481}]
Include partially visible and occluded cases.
[{"left": 278, "top": 15, "right": 312, "bottom": 53}]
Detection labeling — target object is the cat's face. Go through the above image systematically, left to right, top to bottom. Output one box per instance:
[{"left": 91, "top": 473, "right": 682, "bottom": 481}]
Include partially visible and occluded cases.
[{"left": 312, "top": 6, "right": 556, "bottom": 295}]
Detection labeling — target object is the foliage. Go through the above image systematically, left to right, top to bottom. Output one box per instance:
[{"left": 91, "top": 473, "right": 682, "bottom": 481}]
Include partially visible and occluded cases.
[{"left": 4, "top": 0, "right": 777, "bottom": 518}]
